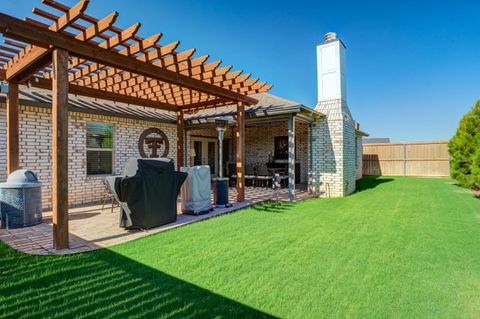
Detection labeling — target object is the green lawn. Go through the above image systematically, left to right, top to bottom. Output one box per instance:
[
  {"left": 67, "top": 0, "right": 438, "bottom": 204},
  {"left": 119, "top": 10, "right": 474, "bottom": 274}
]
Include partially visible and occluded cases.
[{"left": 1, "top": 177, "right": 480, "bottom": 318}]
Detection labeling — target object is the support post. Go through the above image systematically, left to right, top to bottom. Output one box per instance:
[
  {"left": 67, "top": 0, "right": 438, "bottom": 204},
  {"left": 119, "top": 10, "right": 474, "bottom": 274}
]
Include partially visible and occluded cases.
[
  {"left": 52, "top": 49, "right": 69, "bottom": 250},
  {"left": 6, "top": 82, "right": 19, "bottom": 175},
  {"left": 236, "top": 102, "right": 245, "bottom": 202},
  {"left": 176, "top": 110, "right": 184, "bottom": 169},
  {"left": 288, "top": 115, "right": 296, "bottom": 201}
]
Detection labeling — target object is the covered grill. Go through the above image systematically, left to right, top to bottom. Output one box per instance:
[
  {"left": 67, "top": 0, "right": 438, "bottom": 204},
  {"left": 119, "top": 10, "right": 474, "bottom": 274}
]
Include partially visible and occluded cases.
[
  {"left": 113, "top": 159, "right": 187, "bottom": 229},
  {"left": 180, "top": 165, "right": 212, "bottom": 215}
]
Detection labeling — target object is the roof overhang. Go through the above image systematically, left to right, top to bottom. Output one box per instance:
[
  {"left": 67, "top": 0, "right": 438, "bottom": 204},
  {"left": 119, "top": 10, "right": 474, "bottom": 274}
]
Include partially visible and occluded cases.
[
  {"left": 0, "top": 85, "right": 176, "bottom": 123},
  {"left": 185, "top": 98, "right": 324, "bottom": 128},
  {"left": 356, "top": 129, "right": 369, "bottom": 137}
]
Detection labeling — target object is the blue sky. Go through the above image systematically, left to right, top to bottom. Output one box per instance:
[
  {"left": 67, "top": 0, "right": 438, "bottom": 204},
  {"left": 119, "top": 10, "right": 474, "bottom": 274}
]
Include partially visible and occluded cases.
[{"left": 2, "top": 0, "right": 479, "bottom": 141}]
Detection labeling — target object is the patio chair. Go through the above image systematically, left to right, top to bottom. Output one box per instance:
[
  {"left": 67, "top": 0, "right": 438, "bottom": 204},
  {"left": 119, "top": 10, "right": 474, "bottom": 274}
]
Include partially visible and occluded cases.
[
  {"left": 227, "top": 163, "right": 237, "bottom": 187},
  {"left": 245, "top": 164, "right": 256, "bottom": 187},
  {"left": 255, "top": 165, "right": 272, "bottom": 188},
  {"left": 101, "top": 178, "right": 120, "bottom": 213}
]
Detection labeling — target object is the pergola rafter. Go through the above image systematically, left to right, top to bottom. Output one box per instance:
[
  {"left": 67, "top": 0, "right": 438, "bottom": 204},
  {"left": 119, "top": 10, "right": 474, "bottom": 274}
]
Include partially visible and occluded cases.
[{"left": 0, "top": 0, "right": 271, "bottom": 249}]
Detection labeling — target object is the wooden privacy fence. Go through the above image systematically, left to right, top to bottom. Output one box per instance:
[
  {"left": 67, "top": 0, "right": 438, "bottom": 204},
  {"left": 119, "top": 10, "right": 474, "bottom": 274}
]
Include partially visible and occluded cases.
[{"left": 363, "top": 141, "right": 450, "bottom": 177}]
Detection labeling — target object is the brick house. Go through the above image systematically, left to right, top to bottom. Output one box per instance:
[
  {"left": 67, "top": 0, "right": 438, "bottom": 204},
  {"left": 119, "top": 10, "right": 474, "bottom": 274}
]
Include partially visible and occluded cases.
[{"left": 0, "top": 33, "right": 367, "bottom": 209}]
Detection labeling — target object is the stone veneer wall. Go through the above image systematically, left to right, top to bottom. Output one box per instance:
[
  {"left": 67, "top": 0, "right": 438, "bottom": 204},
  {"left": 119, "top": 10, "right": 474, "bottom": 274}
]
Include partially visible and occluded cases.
[
  {"left": 311, "top": 99, "right": 357, "bottom": 197},
  {"left": 0, "top": 103, "right": 177, "bottom": 209},
  {"left": 186, "top": 120, "right": 310, "bottom": 183}
]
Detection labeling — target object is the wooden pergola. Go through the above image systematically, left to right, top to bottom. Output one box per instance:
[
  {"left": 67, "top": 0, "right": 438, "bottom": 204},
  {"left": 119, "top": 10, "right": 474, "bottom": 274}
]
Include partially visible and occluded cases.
[{"left": 0, "top": 0, "right": 272, "bottom": 249}]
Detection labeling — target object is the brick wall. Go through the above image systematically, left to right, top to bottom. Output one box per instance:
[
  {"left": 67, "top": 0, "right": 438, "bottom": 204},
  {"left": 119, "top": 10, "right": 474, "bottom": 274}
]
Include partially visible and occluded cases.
[
  {"left": 311, "top": 99, "right": 357, "bottom": 197},
  {"left": 1, "top": 100, "right": 361, "bottom": 204},
  {"left": 0, "top": 103, "right": 177, "bottom": 209},
  {"left": 310, "top": 116, "right": 345, "bottom": 197},
  {"left": 186, "top": 120, "right": 310, "bottom": 183},
  {"left": 245, "top": 121, "right": 309, "bottom": 183}
]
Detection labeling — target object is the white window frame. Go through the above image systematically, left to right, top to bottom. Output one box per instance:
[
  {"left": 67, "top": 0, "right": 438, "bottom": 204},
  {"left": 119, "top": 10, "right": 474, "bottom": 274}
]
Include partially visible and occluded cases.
[{"left": 86, "top": 122, "right": 114, "bottom": 177}]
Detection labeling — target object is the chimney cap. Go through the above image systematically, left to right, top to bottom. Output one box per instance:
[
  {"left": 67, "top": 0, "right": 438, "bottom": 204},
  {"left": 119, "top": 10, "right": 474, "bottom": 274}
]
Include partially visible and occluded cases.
[{"left": 323, "top": 32, "right": 337, "bottom": 43}]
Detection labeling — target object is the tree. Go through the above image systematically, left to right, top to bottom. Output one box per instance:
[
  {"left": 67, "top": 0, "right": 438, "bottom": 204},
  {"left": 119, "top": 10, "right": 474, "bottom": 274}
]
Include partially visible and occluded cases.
[{"left": 448, "top": 100, "right": 480, "bottom": 189}]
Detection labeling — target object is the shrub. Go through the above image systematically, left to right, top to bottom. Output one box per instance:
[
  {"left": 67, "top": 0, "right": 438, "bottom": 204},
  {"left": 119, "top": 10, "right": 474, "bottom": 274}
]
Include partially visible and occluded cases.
[{"left": 448, "top": 100, "right": 480, "bottom": 189}]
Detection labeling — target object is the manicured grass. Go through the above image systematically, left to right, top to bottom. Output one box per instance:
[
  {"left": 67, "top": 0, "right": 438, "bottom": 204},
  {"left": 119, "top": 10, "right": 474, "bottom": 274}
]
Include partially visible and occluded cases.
[{"left": 1, "top": 177, "right": 480, "bottom": 318}]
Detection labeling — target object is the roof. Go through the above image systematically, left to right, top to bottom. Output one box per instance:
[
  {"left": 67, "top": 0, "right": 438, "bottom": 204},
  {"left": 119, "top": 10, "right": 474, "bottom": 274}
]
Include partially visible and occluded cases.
[
  {"left": 0, "top": 0, "right": 271, "bottom": 112},
  {"left": 0, "top": 85, "right": 176, "bottom": 123},
  {"left": 0, "top": 86, "right": 322, "bottom": 124},
  {"left": 185, "top": 93, "right": 323, "bottom": 125},
  {"left": 356, "top": 129, "right": 370, "bottom": 137}
]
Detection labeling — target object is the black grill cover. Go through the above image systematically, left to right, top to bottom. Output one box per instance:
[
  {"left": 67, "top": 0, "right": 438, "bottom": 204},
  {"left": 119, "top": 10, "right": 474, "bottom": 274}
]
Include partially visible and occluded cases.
[{"left": 115, "top": 159, "right": 187, "bottom": 229}]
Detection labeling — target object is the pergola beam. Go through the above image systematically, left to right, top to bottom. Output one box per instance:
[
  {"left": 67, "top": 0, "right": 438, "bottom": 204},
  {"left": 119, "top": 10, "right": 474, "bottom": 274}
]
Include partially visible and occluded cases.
[
  {"left": 4, "top": 0, "right": 89, "bottom": 82},
  {"left": 0, "top": 12, "right": 258, "bottom": 105},
  {"left": 51, "top": 48, "right": 69, "bottom": 250},
  {"left": 31, "top": 77, "right": 179, "bottom": 111},
  {"left": 6, "top": 81, "right": 19, "bottom": 175},
  {"left": 182, "top": 98, "right": 229, "bottom": 112},
  {"left": 236, "top": 102, "right": 245, "bottom": 202}
]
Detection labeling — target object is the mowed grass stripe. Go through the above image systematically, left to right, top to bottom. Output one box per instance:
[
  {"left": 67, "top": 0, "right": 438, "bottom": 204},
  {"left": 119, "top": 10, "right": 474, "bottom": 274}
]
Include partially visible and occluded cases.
[{"left": 0, "top": 177, "right": 479, "bottom": 318}]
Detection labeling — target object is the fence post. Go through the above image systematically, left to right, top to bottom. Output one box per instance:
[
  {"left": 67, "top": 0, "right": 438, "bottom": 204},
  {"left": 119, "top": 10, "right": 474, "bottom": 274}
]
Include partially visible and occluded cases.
[{"left": 403, "top": 143, "right": 407, "bottom": 176}]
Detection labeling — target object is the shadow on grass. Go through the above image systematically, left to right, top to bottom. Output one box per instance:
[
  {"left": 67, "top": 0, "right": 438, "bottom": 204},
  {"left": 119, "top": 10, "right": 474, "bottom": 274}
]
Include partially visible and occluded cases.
[
  {"left": 355, "top": 176, "right": 394, "bottom": 193},
  {"left": 451, "top": 182, "right": 480, "bottom": 199},
  {"left": 251, "top": 201, "right": 295, "bottom": 214},
  {"left": 0, "top": 243, "right": 277, "bottom": 319}
]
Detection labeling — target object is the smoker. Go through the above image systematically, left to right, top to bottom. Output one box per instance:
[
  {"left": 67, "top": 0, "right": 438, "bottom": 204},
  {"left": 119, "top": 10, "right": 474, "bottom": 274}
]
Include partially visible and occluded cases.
[
  {"left": 214, "top": 117, "right": 230, "bottom": 207},
  {"left": 0, "top": 169, "right": 42, "bottom": 229}
]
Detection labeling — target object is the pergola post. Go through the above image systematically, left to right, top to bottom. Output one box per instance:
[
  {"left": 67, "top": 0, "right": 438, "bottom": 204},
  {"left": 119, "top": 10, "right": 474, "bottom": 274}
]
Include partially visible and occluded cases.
[
  {"left": 52, "top": 48, "right": 69, "bottom": 250},
  {"left": 6, "top": 81, "right": 19, "bottom": 175},
  {"left": 236, "top": 102, "right": 245, "bottom": 202},
  {"left": 176, "top": 110, "right": 184, "bottom": 169},
  {"left": 288, "top": 114, "right": 296, "bottom": 201}
]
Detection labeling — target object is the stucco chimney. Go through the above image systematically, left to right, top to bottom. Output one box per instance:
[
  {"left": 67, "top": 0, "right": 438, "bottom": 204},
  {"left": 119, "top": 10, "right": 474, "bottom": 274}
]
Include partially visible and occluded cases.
[{"left": 316, "top": 32, "right": 347, "bottom": 103}]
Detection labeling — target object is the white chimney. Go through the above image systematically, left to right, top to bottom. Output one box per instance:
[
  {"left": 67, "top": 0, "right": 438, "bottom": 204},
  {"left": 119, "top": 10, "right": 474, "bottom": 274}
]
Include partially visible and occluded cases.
[{"left": 316, "top": 32, "right": 347, "bottom": 102}]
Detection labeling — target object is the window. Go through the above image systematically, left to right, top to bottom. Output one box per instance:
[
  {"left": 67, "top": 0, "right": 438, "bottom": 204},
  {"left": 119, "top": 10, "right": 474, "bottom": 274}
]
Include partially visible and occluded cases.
[{"left": 86, "top": 123, "right": 113, "bottom": 175}]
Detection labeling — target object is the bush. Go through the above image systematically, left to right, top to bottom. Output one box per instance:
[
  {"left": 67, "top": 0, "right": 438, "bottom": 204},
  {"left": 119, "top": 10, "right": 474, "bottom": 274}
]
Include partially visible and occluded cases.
[{"left": 448, "top": 100, "right": 480, "bottom": 189}]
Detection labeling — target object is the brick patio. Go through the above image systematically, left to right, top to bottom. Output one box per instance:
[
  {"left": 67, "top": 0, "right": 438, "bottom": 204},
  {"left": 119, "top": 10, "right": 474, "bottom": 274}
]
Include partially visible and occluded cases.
[{"left": 0, "top": 186, "right": 312, "bottom": 255}]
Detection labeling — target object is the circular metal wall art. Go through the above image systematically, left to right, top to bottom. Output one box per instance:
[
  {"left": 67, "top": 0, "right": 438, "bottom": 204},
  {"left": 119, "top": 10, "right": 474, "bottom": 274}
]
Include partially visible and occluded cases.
[{"left": 138, "top": 128, "right": 169, "bottom": 158}]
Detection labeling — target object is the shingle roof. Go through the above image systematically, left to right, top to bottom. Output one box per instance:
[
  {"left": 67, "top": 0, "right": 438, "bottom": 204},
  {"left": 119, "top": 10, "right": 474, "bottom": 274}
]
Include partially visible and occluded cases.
[
  {"left": 0, "top": 85, "right": 177, "bottom": 123},
  {"left": 0, "top": 86, "right": 322, "bottom": 124},
  {"left": 185, "top": 93, "right": 322, "bottom": 124}
]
